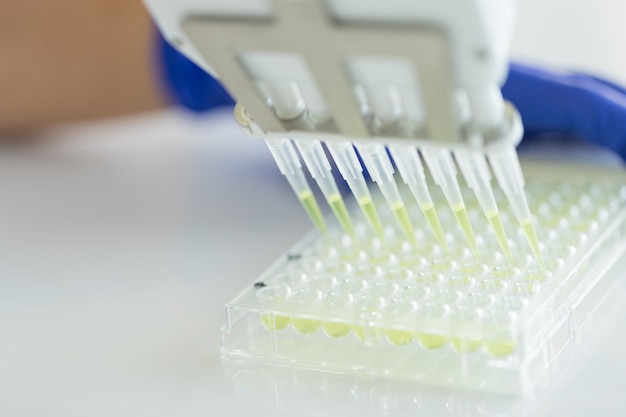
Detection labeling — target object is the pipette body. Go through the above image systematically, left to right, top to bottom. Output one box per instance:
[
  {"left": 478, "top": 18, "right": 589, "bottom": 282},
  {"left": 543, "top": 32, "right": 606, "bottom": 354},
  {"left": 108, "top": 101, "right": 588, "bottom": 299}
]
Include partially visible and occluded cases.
[{"left": 145, "top": 0, "right": 541, "bottom": 263}]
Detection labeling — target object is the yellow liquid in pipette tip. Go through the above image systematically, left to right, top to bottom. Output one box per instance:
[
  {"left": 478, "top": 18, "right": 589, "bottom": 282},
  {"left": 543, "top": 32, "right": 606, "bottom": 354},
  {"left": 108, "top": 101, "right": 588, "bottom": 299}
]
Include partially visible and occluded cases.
[
  {"left": 298, "top": 190, "right": 327, "bottom": 235},
  {"left": 328, "top": 194, "right": 354, "bottom": 236},
  {"left": 358, "top": 196, "right": 385, "bottom": 240},
  {"left": 392, "top": 201, "right": 418, "bottom": 247},
  {"left": 421, "top": 203, "right": 447, "bottom": 249},
  {"left": 452, "top": 204, "right": 478, "bottom": 253},
  {"left": 486, "top": 209, "right": 513, "bottom": 262},
  {"left": 521, "top": 218, "right": 544, "bottom": 266}
]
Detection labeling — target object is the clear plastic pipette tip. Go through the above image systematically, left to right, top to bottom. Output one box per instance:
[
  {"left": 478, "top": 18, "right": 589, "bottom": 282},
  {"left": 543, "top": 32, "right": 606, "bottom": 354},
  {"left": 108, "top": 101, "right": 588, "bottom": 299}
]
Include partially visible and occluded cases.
[
  {"left": 266, "top": 139, "right": 328, "bottom": 235},
  {"left": 295, "top": 140, "right": 354, "bottom": 236},
  {"left": 326, "top": 141, "right": 385, "bottom": 240},
  {"left": 357, "top": 144, "right": 417, "bottom": 246},
  {"left": 390, "top": 145, "right": 447, "bottom": 249},
  {"left": 422, "top": 148, "right": 477, "bottom": 253},
  {"left": 489, "top": 148, "right": 544, "bottom": 266},
  {"left": 454, "top": 149, "right": 512, "bottom": 261}
]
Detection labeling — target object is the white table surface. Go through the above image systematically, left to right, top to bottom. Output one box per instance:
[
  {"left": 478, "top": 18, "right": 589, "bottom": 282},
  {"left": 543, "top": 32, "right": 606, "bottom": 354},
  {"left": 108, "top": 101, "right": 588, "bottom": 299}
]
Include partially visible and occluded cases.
[{"left": 3, "top": 2, "right": 626, "bottom": 416}]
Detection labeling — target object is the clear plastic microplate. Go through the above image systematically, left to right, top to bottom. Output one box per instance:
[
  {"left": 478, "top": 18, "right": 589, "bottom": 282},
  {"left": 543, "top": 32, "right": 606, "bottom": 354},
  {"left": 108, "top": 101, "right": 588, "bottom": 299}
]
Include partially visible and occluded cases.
[{"left": 221, "top": 161, "right": 626, "bottom": 395}]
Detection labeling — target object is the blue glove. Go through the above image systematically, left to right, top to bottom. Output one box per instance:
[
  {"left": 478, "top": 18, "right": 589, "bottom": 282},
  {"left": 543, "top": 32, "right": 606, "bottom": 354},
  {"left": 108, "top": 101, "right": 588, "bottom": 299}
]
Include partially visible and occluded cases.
[
  {"left": 158, "top": 34, "right": 234, "bottom": 112},
  {"left": 159, "top": 36, "right": 626, "bottom": 160},
  {"left": 503, "top": 62, "right": 626, "bottom": 160}
]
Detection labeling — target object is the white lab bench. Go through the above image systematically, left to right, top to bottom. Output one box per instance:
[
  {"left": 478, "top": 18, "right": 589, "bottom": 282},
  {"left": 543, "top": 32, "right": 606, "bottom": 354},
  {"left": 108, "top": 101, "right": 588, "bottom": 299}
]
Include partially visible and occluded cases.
[{"left": 3, "top": 1, "right": 626, "bottom": 415}]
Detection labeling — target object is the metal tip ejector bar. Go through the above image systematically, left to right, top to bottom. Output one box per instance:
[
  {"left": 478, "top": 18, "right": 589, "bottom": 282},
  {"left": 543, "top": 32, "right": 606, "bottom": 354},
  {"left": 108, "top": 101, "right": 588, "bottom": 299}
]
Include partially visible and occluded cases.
[{"left": 146, "top": 0, "right": 541, "bottom": 263}]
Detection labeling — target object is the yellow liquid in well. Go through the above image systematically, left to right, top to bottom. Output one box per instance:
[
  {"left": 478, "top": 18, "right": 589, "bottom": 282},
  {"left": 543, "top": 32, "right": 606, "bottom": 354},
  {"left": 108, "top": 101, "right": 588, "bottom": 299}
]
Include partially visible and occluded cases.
[
  {"left": 298, "top": 190, "right": 327, "bottom": 234},
  {"left": 327, "top": 194, "right": 354, "bottom": 236},
  {"left": 358, "top": 196, "right": 385, "bottom": 239},
  {"left": 392, "top": 201, "right": 417, "bottom": 246},
  {"left": 421, "top": 203, "right": 447, "bottom": 249},
  {"left": 452, "top": 204, "right": 477, "bottom": 253},
  {"left": 487, "top": 210, "right": 513, "bottom": 261},
  {"left": 521, "top": 218, "right": 544, "bottom": 266},
  {"left": 461, "top": 262, "right": 486, "bottom": 275},
  {"left": 261, "top": 314, "right": 290, "bottom": 331},
  {"left": 291, "top": 317, "right": 321, "bottom": 334},
  {"left": 322, "top": 321, "right": 351, "bottom": 338},
  {"left": 353, "top": 326, "right": 383, "bottom": 342},
  {"left": 353, "top": 326, "right": 365, "bottom": 341},
  {"left": 385, "top": 329, "right": 415, "bottom": 346},
  {"left": 417, "top": 334, "right": 447, "bottom": 349},
  {"left": 451, "top": 338, "right": 481, "bottom": 353},
  {"left": 484, "top": 340, "right": 517, "bottom": 357}
]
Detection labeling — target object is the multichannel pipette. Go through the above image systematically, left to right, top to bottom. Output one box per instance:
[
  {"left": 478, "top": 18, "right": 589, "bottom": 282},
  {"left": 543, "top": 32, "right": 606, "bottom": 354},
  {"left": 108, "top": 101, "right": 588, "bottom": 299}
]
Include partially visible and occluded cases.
[{"left": 145, "top": 0, "right": 542, "bottom": 263}]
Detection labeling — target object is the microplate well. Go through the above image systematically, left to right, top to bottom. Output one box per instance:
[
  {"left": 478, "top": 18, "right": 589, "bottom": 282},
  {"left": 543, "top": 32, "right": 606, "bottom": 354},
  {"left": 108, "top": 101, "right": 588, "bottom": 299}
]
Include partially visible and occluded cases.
[{"left": 221, "top": 163, "right": 626, "bottom": 395}]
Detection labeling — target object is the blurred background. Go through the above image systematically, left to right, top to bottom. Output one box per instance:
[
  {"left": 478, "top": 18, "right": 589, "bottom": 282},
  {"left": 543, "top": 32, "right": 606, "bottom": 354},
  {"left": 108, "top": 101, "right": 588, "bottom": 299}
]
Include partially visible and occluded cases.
[{"left": 2, "top": 1, "right": 626, "bottom": 416}]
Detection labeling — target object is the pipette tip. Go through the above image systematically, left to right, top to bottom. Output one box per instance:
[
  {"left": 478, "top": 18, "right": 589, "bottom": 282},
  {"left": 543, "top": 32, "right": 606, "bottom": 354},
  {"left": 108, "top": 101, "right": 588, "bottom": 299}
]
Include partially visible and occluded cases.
[
  {"left": 298, "top": 190, "right": 328, "bottom": 235},
  {"left": 327, "top": 193, "right": 355, "bottom": 236},
  {"left": 358, "top": 196, "right": 385, "bottom": 241},
  {"left": 392, "top": 201, "right": 418, "bottom": 248},
  {"left": 420, "top": 202, "right": 448, "bottom": 250},
  {"left": 452, "top": 204, "right": 478, "bottom": 254},
  {"left": 486, "top": 210, "right": 513, "bottom": 263},
  {"left": 521, "top": 218, "right": 544, "bottom": 267}
]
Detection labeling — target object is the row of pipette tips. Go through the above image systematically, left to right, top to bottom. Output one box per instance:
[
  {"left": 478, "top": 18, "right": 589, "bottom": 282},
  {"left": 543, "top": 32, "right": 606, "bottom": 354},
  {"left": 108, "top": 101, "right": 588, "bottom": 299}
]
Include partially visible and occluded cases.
[{"left": 266, "top": 138, "right": 543, "bottom": 266}]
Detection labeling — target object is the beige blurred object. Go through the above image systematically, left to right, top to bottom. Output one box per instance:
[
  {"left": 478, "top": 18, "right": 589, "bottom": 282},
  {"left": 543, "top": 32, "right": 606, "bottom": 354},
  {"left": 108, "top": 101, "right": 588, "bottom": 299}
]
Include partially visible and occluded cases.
[{"left": 0, "top": 0, "right": 166, "bottom": 134}]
